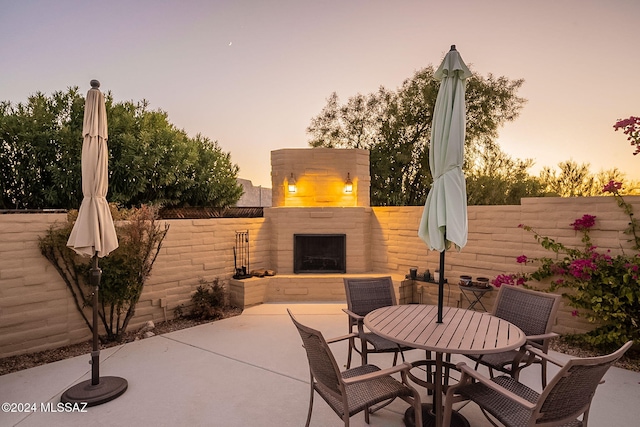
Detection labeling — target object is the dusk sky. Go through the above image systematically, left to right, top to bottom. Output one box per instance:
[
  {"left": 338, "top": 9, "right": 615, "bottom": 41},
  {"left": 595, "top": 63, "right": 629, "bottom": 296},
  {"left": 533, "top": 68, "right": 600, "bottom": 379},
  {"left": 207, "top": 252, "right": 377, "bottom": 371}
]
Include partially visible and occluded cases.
[{"left": 2, "top": 0, "right": 639, "bottom": 188}]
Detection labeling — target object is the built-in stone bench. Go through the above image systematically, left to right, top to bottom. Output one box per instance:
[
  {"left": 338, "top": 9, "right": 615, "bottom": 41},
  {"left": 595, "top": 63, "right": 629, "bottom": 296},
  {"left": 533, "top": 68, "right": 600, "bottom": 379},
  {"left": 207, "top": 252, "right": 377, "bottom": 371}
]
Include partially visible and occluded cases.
[
  {"left": 229, "top": 273, "right": 412, "bottom": 309},
  {"left": 228, "top": 274, "right": 502, "bottom": 311}
]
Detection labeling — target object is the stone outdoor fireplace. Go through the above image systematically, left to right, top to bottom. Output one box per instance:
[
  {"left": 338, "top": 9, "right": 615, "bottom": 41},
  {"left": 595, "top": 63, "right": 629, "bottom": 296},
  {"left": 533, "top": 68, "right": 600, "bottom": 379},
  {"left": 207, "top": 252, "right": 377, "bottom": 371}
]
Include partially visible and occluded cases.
[
  {"left": 231, "top": 147, "right": 408, "bottom": 305},
  {"left": 267, "top": 148, "right": 371, "bottom": 274},
  {"left": 294, "top": 234, "right": 346, "bottom": 273}
]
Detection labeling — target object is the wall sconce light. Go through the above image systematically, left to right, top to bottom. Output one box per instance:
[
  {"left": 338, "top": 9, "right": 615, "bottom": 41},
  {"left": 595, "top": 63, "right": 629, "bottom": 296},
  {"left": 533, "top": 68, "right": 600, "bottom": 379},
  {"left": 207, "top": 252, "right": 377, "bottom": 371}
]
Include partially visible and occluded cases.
[
  {"left": 288, "top": 173, "right": 297, "bottom": 193},
  {"left": 344, "top": 173, "right": 353, "bottom": 193}
]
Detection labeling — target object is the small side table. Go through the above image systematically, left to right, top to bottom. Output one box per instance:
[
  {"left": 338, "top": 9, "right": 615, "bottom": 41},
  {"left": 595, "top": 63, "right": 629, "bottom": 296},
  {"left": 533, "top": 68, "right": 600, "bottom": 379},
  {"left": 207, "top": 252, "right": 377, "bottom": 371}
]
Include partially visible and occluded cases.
[{"left": 459, "top": 285, "right": 493, "bottom": 311}]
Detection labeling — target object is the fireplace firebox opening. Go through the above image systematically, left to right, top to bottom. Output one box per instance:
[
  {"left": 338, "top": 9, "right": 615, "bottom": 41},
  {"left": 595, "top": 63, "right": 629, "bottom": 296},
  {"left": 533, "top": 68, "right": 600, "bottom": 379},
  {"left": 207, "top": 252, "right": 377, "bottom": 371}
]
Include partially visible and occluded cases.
[{"left": 294, "top": 234, "right": 346, "bottom": 274}]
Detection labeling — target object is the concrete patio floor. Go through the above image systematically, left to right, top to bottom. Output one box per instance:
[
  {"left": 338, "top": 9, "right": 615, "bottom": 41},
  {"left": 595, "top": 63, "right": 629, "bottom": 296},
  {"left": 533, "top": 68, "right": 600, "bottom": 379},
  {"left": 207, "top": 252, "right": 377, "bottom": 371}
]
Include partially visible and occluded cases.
[{"left": 1, "top": 303, "right": 639, "bottom": 427}]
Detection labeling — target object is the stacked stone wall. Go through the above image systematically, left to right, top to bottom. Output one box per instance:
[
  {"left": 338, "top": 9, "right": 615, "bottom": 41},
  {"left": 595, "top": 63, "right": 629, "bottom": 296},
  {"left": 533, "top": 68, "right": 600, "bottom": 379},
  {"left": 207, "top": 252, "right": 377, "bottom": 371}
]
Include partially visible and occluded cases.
[
  {"left": 1, "top": 195, "right": 638, "bottom": 357},
  {"left": 371, "top": 196, "right": 640, "bottom": 334},
  {"left": 0, "top": 214, "right": 89, "bottom": 357},
  {"left": 0, "top": 215, "right": 270, "bottom": 358}
]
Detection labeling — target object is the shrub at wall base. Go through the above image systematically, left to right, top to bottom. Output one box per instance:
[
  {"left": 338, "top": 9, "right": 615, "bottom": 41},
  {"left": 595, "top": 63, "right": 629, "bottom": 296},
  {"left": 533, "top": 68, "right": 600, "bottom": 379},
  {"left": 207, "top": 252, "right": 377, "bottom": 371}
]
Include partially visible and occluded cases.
[{"left": 39, "top": 205, "right": 169, "bottom": 342}]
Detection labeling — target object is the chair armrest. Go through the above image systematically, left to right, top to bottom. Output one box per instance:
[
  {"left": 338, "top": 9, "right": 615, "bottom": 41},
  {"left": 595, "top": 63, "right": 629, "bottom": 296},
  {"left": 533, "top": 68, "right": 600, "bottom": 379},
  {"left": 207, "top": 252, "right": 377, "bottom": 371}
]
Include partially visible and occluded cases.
[
  {"left": 342, "top": 308, "right": 364, "bottom": 321},
  {"left": 343, "top": 308, "right": 367, "bottom": 335},
  {"left": 326, "top": 332, "right": 358, "bottom": 344},
  {"left": 526, "top": 332, "right": 559, "bottom": 342},
  {"left": 512, "top": 344, "right": 535, "bottom": 366},
  {"left": 524, "top": 345, "right": 565, "bottom": 367},
  {"left": 406, "top": 360, "right": 438, "bottom": 391},
  {"left": 342, "top": 362, "right": 413, "bottom": 385},
  {"left": 455, "top": 362, "right": 537, "bottom": 410}
]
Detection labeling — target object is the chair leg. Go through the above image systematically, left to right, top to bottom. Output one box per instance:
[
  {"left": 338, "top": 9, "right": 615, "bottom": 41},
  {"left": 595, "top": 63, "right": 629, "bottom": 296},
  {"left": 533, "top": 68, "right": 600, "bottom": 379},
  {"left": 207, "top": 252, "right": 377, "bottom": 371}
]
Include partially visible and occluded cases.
[
  {"left": 346, "top": 338, "right": 354, "bottom": 369},
  {"left": 361, "top": 338, "right": 368, "bottom": 366},
  {"left": 426, "top": 351, "right": 433, "bottom": 395},
  {"left": 444, "top": 356, "right": 451, "bottom": 388},
  {"left": 474, "top": 357, "right": 496, "bottom": 379},
  {"left": 541, "top": 360, "right": 548, "bottom": 389},
  {"left": 488, "top": 366, "right": 495, "bottom": 378},
  {"left": 305, "top": 379, "right": 314, "bottom": 427},
  {"left": 411, "top": 389, "right": 423, "bottom": 427},
  {"left": 443, "top": 390, "right": 454, "bottom": 427},
  {"left": 368, "top": 399, "right": 395, "bottom": 414},
  {"left": 582, "top": 402, "right": 591, "bottom": 426},
  {"left": 364, "top": 404, "right": 370, "bottom": 424},
  {"left": 414, "top": 405, "right": 422, "bottom": 427}
]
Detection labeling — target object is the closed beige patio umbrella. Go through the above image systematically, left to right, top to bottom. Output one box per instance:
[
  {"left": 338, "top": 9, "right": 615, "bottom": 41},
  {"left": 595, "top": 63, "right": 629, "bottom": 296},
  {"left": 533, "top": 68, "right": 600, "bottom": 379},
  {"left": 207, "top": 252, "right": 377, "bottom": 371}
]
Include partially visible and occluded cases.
[
  {"left": 62, "top": 80, "right": 127, "bottom": 406},
  {"left": 67, "top": 81, "right": 118, "bottom": 257}
]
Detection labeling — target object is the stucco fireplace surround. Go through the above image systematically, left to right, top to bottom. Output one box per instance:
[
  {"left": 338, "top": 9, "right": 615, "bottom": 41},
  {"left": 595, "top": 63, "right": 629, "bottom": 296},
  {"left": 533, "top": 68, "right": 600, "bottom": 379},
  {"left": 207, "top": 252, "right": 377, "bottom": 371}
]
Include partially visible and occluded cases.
[{"left": 229, "top": 148, "right": 408, "bottom": 307}]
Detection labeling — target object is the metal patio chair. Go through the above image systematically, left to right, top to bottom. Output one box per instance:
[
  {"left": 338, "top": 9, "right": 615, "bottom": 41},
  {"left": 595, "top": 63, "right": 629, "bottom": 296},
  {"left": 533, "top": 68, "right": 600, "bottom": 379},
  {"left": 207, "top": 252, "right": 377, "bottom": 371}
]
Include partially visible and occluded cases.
[
  {"left": 342, "top": 277, "right": 414, "bottom": 369},
  {"left": 465, "top": 286, "right": 561, "bottom": 388},
  {"left": 288, "top": 309, "right": 422, "bottom": 427},
  {"left": 444, "top": 341, "right": 633, "bottom": 427}
]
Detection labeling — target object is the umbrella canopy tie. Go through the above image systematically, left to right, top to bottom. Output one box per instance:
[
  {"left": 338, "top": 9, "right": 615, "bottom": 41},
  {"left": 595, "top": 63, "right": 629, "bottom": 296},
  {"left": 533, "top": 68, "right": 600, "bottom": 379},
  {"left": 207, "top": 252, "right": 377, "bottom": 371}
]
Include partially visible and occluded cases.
[{"left": 431, "top": 165, "right": 462, "bottom": 183}]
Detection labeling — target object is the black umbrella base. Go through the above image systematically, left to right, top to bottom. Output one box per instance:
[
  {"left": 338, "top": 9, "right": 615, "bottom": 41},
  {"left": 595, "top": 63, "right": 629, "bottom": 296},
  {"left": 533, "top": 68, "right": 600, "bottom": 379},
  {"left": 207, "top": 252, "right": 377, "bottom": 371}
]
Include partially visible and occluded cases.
[
  {"left": 60, "top": 376, "right": 127, "bottom": 407},
  {"left": 404, "top": 404, "right": 470, "bottom": 427}
]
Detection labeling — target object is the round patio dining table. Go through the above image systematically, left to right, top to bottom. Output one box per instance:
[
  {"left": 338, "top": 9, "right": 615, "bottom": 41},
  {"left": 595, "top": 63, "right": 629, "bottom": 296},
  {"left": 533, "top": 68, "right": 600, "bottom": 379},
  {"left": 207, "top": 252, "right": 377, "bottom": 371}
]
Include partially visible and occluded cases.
[{"left": 364, "top": 304, "right": 526, "bottom": 427}]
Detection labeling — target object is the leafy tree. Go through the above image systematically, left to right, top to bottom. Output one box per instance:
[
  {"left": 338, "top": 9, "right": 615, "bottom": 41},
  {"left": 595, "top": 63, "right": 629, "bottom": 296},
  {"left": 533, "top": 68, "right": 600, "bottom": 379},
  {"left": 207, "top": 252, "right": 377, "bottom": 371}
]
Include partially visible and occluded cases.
[
  {"left": 307, "top": 66, "right": 526, "bottom": 206},
  {"left": 0, "top": 88, "right": 243, "bottom": 209},
  {"left": 0, "top": 89, "right": 85, "bottom": 209},
  {"left": 466, "top": 143, "right": 544, "bottom": 205},
  {"left": 538, "top": 160, "right": 625, "bottom": 197}
]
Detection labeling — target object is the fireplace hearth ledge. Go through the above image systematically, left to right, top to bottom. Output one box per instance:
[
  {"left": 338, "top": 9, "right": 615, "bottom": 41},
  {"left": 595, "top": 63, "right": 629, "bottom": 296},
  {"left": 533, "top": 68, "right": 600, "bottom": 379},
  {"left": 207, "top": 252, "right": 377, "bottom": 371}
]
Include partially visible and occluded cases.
[{"left": 229, "top": 273, "right": 410, "bottom": 309}]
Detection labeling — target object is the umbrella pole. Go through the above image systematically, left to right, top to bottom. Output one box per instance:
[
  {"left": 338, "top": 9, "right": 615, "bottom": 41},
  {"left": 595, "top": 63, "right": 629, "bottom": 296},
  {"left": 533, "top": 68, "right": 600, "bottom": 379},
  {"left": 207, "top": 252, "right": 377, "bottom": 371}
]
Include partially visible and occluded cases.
[
  {"left": 438, "top": 250, "right": 445, "bottom": 323},
  {"left": 60, "top": 254, "right": 128, "bottom": 406},
  {"left": 90, "top": 254, "right": 100, "bottom": 385}
]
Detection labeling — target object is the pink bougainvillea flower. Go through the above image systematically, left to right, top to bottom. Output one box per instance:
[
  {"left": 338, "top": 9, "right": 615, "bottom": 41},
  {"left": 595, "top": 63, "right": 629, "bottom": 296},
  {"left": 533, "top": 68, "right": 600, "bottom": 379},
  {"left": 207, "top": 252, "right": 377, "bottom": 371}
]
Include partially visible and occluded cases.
[
  {"left": 614, "top": 116, "right": 640, "bottom": 155},
  {"left": 614, "top": 116, "right": 639, "bottom": 130},
  {"left": 603, "top": 180, "right": 623, "bottom": 193},
  {"left": 570, "top": 214, "right": 596, "bottom": 231},
  {"left": 597, "top": 252, "right": 612, "bottom": 263},
  {"left": 516, "top": 255, "right": 528, "bottom": 264},
  {"left": 569, "top": 258, "right": 597, "bottom": 280},
  {"left": 625, "top": 263, "right": 639, "bottom": 272},
  {"left": 492, "top": 273, "right": 527, "bottom": 288},
  {"left": 491, "top": 274, "right": 514, "bottom": 288},
  {"left": 571, "top": 310, "right": 579, "bottom": 317}
]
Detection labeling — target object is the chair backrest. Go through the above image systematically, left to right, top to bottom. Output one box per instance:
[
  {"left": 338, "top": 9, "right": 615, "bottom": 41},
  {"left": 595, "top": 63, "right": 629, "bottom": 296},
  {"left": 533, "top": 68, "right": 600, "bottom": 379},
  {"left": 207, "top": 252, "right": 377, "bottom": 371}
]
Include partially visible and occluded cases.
[
  {"left": 344, "top": 277, "right": 397, "bottom": 317},
  {"left": 492, "top": 286, "right": 561, "bottom": 345},
  {"left": 288, "top": 309, "right": 344, "bottom": 397},
  {"left": 534, "top": 341, "right": 632, "bottom": 424}
]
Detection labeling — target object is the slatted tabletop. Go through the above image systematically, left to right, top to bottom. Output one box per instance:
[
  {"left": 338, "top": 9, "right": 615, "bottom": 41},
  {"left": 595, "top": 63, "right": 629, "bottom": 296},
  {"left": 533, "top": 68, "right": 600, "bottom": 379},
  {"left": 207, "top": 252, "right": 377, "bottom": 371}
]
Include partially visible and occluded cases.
[
  {"left": 364, "top": 304, "right": 526, "bottom": 355},
  {"left": 365, "top": 304, "right": 526, "bottom": 426}
]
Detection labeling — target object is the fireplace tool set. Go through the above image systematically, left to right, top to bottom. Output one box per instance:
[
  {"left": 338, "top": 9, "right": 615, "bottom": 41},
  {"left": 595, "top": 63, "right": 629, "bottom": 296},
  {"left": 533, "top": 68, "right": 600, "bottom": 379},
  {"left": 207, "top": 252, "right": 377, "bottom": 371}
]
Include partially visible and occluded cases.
[{"left": 233, "top": 230, "right": 251, "bottom": 279}]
